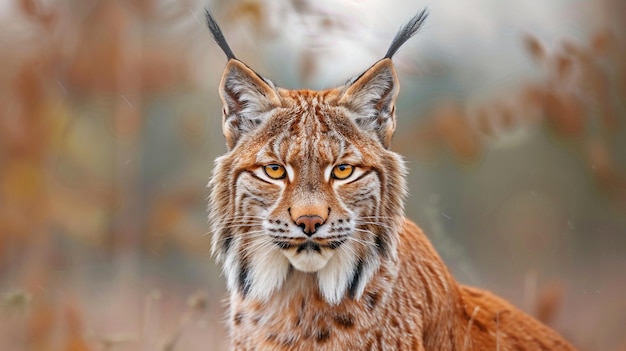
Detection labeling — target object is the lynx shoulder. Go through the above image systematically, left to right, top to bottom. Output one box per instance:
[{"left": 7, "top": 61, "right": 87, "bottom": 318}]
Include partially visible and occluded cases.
[{"left": 205, "top": 9, "right": 576, "bottom": 351}]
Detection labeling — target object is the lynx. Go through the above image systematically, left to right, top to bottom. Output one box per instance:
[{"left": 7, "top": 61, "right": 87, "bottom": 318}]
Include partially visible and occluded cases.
[{"left": 206, "top": 9, "right": 576, "bottom": 351}]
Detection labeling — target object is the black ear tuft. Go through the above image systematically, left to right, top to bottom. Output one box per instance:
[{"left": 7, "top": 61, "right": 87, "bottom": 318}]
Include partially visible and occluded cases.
[
  {"left": 384, "top": 8, "right": 429, "bottom": 59},
  {"left": 205, "top": 9, "right": 237, "bottom": 60},
  {"left": 339, "top": 59, "right": 399, "bottom": 148}
]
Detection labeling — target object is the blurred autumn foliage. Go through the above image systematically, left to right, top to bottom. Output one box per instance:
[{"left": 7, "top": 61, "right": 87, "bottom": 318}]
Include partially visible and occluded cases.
[
  {"left": 0, "top": 0, "right": 625, "bottom": 350},
  {"left": 1, "top": 0, "right": 221, "bottom": 350},
  {"left": 399, "top": 29, "right": 626, "bottom": 207}
]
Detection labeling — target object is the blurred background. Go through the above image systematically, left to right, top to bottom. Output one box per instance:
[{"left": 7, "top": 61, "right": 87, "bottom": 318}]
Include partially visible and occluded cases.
[{"left": 0, "top": 0, "right": 624, "bottom": 350}]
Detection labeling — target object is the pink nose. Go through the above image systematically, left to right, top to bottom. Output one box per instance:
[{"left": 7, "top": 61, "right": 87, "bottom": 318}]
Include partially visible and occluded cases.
[{"left": 295, "top": 215, "right": 325, "bottom": 236}]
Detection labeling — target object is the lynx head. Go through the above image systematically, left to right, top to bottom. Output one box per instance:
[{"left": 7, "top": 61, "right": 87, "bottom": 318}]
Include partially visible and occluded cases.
[{"left": 207, "top": 10, "right": 427, "bottom": 304}]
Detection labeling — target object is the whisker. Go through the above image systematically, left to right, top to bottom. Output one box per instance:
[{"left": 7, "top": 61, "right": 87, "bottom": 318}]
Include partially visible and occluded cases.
[
  {"left": 224, "top": 214, "right": 265, "bottom": 218},
  {"left": 217, "top": 215, "right": 265, "bottom": 221},
  {"left": 358, "top": 215, "right": 395, "bottom": 219},
  {"left": 215, "top": 216, "right": 266, "bottom": 222},
  {"left": 217, "top": 218, "right": 264, "bottom": 225},
  {"left": 216, "top": 220, "right": 264, "bottom": 224},
  {"left": 355, "top": 221, "right": 392, "bottom": 230},
  {"left": 214, "top": 224, "right": 260, "bottom": 229},
  {"left": 204, "top": 227, "right": 264, "bottom": 238},
  {"left": 353, "top": 228, "right": 378, "bottom": 236},
  {"left": 213, "top": 230, "right": 268, "bottom": 244},
  {"left": 345, "top": 236, "right": 372, "bottom": 247},
  {"left": 243, "top": 239, "right": 272, "bottom": 251},
  {"left": 243, "top": 240, "right": 276, "bottom": 258},
  {"left": 340, "top": 241, "right": 365, "bottom": 258},
  {"left": 338, "top": 242, "right": 358, "bottom": 257}
]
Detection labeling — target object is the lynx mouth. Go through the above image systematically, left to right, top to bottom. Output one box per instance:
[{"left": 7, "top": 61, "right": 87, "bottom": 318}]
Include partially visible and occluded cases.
[
  {"left": 271, "top": 236, "right": 347, "bottom": 252},
  {"left": 275, "top": 236, "right": 348, "bottom": 273},
  {"left": 296, "top": 241, "right": 321, "bottom": 253}
]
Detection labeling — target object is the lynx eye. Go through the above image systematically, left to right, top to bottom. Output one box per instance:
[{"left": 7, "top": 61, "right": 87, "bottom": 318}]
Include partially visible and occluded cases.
[
  {"left": 264, "top": 164, "right": 287, "bottom": 179},
  {"left": 331, "top": 164, "right": 354, "bottom": 180}
]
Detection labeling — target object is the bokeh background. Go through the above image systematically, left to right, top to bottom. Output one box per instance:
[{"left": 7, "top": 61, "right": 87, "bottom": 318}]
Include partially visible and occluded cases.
[{"left": 0, "top": 0, "right": 624, "bottom": 350}]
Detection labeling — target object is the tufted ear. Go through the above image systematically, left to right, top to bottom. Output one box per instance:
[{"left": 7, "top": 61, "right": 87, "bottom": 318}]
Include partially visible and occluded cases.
[
  {"left": 219, "top": 59, "right": 281, "bottom": 149},
  {"left": 339, "top": 59, "right": 399, "bottom": 148}
]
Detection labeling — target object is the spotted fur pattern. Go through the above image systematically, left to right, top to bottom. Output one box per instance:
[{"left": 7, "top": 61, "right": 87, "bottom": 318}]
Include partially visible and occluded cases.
[{"left": 206, "top": 10, "right": 576, "bottom": 351}]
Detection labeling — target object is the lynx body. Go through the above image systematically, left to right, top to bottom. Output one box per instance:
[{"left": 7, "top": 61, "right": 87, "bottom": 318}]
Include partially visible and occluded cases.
[{"left": 206, "top": 10, "right": 576, "bottom": 351}]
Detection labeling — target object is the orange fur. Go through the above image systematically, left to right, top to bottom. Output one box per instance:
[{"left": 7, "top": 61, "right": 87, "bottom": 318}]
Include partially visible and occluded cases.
[{"left": 225, "top": 220, "right": 575, "bottom": 350}]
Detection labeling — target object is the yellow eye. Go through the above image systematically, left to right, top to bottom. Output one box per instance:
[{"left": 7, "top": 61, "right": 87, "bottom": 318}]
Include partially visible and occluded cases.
[
  {"left": 264, "top": 164, "right": 287, "bottom": 179},
  {"left": 331, "top": 164, "right": 354, "bottom": 180}
]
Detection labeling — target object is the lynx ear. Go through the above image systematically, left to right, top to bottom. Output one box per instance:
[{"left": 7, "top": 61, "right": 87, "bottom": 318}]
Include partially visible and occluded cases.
[
  {"left": 339, "top": 59, "right": 399, "bottom": 148},
  {"left": 219, "top": 60, "right": 281, "bottom": 149}
]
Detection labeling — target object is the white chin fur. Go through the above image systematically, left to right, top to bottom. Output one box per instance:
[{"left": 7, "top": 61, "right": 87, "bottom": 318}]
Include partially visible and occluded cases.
[
  {"left": 283, "top": 246, "right": 359, "bottom": 305},
  {"left": 283, "top": 249, "right": 334, "bottom": 273}
]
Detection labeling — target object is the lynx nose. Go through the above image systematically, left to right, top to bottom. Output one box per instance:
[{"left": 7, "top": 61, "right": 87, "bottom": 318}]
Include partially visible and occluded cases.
[{"left": 295, "top": 215, "right": 325, "bottom": 236}]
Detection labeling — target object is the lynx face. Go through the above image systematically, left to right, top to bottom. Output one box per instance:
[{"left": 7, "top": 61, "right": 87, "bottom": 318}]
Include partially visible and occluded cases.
[{"left": 209, "top": 59, "right": 407, "bottom": 304}]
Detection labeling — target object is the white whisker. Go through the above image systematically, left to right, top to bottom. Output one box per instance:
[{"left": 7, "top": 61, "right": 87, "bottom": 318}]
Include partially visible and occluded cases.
[
  {"left": 358, "top": 215, "right": 395, "bottom": 220},
  {"left": 355, "top": 221, "right": 393, "bottom": 230},
  {"left": 216, "top": 225, "right": 262, "bottom": 230},
  {"left": 353, "top": 228, "right": 378, "bottom": 237},
  {"left": 213, "top": 230, "right": 267, "bottom": 245},
  {"left": 345, "top": 235, "right": 373, "bottom": 246}
]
